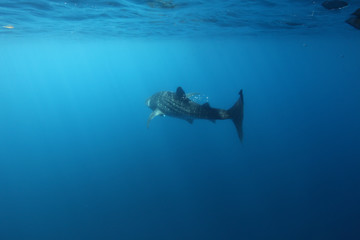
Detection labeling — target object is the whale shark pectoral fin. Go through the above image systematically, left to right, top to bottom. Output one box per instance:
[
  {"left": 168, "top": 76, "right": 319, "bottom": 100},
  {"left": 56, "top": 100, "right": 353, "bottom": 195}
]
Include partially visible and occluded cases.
[
  {"left": 176, "top": 87, "right": 186, "bottom": 100},
  {"left": 147, "top": 109, "right": 163, "bottom": 128},
  {"left": 186, "top": 119, "right": 194, "bottom": 124},
  {"left": 209, "top": 119, "right": 216, "bottom": 124}
]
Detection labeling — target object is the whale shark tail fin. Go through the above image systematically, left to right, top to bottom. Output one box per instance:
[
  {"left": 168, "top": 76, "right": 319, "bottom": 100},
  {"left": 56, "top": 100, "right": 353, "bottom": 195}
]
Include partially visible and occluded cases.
[{"left": 228, "top": 90, "right": 244, "bottom": 142}]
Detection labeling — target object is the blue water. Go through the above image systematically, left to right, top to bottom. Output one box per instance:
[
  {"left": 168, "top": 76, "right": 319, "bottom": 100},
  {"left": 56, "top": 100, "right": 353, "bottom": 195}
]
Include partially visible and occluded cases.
[{"left": 1, "top": 1, "right": 360, "bottom": 240}]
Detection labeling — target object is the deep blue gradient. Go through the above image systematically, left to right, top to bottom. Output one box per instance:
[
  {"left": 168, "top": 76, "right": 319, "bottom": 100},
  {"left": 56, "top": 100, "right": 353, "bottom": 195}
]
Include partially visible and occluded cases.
[{"left": 1, "top": 1, "right": 360, "bottom": 240}]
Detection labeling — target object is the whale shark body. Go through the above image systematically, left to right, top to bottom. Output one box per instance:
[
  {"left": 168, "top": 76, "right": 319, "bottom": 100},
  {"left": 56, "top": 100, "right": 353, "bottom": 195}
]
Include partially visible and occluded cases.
[{"left": 146, "top": 87, "right": 244, "bottom": 142}]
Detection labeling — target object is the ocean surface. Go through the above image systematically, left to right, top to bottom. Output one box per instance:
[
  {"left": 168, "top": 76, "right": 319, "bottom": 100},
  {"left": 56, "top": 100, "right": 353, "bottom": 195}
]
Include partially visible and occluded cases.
[{"left": 1, "top": 1, "right": 360, "bottom": 240}]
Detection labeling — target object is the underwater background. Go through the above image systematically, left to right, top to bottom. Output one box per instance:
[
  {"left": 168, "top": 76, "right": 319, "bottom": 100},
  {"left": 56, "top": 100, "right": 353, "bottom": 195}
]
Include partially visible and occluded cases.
[{"left": 1, "top": 1, "right": 360, "bottom": 239}]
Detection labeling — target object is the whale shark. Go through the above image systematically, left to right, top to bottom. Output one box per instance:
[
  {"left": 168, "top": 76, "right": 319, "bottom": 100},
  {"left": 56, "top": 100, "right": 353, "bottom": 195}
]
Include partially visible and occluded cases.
[{"left": 146, "top": 87, "right": 244, "bottom": 142}]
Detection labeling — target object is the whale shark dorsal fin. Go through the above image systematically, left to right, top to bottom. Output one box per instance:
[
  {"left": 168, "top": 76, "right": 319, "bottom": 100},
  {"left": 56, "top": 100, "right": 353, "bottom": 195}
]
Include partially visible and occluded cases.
[
  {"left": 176, "top": 87, "right": 186, "bottom": 99},
  {"left": 202, "top": 102, "right": 211, "bottom": 108},
  {"left": 147, "top": 109, "right": 163, "bottom": 128}
]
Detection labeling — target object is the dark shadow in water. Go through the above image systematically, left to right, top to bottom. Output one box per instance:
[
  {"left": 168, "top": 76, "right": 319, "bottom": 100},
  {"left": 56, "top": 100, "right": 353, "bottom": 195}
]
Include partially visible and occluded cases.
[{"left": 322, "top": 0, "right": 348, "bottom": 10}]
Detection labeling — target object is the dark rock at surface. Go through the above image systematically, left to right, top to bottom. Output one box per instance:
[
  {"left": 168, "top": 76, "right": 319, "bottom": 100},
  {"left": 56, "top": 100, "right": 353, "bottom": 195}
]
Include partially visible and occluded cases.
[
  {"left": 322, "top": 0, "right": 348, "bottom": 10},
  {"left": 346, "top": 8, "right": 360, "bottom": 30},
  {"left": 351, "top": 8, "right": 360, "bottom": 17},
  {"left": 346, "top": 17, "right": 360, "bottom": 29}
]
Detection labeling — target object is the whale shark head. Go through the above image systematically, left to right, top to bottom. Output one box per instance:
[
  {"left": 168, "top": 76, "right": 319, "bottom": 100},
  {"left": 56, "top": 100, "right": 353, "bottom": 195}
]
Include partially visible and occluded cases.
[
  {"left": 146, "top": 92, "right": 163, "bottom": 111},
  {"left": 145, "top": 97, "right": 151, "bottom": 107}
]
